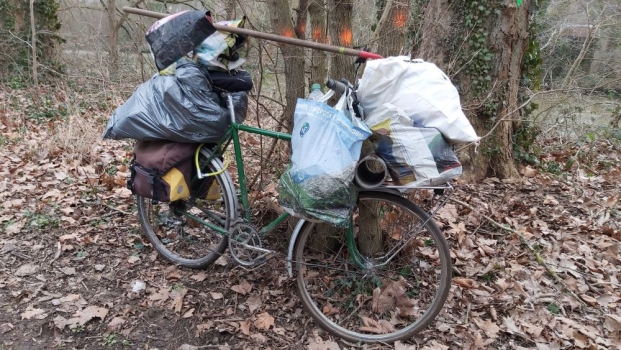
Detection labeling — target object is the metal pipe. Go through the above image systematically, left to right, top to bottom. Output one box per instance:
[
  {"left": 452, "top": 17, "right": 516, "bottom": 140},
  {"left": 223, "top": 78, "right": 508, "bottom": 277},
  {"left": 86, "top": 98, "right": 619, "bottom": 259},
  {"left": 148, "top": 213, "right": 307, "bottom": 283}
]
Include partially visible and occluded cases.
[
  {"left": 123, "top": 6, "right": 382, "bottom": 59},
  {"left": 355, "top": 154, "right": 388, "bottom": 189}
]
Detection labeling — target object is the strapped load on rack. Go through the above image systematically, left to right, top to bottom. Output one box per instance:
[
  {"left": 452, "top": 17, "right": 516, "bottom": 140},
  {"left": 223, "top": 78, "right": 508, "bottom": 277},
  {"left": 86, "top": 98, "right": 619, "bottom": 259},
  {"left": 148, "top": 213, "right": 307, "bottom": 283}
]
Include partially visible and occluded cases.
[
  {"left": 103, "top": 10, "right": 253, "bottom": 144},
  {"left": 357, "top": 56, "right": 478, "bottom": 187},
  {"left": 358, "top": 56, "right": 479, "bottom": 144},
  {"left": 102, "top": 60, "right": 249, "bottom": 143},
  {"left": 365, "top": 104, "right": 462, "bottom": 187}
]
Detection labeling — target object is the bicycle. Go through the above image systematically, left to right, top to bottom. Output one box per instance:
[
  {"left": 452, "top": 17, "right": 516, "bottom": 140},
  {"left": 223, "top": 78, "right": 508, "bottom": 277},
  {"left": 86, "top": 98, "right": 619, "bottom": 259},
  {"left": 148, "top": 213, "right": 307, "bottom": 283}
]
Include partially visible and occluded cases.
[{"left": 134, "top": 62, "right": 455, "bottom": 343}]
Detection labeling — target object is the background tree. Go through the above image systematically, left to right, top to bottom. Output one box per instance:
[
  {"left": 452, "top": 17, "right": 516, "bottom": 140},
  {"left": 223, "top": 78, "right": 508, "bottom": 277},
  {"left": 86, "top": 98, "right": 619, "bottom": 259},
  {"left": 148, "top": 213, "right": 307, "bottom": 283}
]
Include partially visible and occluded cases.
[
  {"left": 0, "top": 0, "right": 62, "bottom": 85},
  {"left": 266, "top": 0, "right": 307, "bottom": 133},
  {"left": 308, "top": 0, "right": 327, "bottom": 86},
  {"left": 370, "top": 0, "right": 409, "bottom": 56},
  {"left": 413, "top": 0, "right": 535, "bottom": 180}
]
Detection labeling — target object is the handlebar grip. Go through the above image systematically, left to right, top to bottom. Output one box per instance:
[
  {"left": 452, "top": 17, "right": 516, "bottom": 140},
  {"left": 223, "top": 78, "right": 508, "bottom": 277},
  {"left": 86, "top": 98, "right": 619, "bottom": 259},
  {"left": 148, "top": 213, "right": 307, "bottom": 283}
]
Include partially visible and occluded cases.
[{"left": 326, "top": 79, "right": 347, "bottom": 94}]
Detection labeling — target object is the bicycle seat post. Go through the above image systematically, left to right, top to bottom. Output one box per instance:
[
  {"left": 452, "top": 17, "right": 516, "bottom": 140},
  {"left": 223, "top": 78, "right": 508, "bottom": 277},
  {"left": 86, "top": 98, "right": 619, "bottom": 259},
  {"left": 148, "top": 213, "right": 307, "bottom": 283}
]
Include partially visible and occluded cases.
[{"left": 223, "top": 93, "right": 236, "bottom": 123}]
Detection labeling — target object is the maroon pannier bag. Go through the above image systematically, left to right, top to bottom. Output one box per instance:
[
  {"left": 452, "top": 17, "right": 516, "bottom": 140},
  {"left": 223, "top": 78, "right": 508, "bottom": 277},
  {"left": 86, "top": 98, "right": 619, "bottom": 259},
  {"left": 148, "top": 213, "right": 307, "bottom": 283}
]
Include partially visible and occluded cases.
[{"left": 128, "top": 141, "right": 198, "bottom": 202}]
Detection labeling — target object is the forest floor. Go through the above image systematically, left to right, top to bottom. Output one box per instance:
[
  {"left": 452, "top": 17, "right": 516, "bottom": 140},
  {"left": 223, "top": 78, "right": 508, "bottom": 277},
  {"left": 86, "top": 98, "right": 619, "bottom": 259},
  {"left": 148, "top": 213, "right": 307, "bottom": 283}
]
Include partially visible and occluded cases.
[{"left": 1, "top": 85, "right": 620, "bottom": 350}]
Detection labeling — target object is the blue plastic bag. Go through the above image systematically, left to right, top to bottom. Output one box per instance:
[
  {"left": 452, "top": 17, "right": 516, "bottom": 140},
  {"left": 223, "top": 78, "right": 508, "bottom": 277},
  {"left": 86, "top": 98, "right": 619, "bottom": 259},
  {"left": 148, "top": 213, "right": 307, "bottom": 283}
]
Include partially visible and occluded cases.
[{"left": 279, "top": 99, "right": 371, "bottom": 226}]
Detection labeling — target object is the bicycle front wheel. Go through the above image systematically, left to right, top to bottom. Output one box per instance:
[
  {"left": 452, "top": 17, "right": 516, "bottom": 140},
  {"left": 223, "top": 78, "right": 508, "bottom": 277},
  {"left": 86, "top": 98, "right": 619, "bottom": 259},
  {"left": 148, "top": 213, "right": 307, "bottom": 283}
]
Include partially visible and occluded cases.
[
  {"left": 136, "top": 148, "right": 237, "bottom": 269},
  {"left": 293, "top": 191, "right": 452, "bottom": 343}
]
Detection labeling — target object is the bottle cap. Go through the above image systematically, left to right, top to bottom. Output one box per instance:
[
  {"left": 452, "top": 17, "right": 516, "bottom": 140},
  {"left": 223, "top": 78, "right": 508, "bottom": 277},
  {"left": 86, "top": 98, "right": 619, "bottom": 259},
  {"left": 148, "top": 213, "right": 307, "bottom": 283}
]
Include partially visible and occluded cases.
[{"left": 311, "top": 83, "right": 321, "bottom": 91}]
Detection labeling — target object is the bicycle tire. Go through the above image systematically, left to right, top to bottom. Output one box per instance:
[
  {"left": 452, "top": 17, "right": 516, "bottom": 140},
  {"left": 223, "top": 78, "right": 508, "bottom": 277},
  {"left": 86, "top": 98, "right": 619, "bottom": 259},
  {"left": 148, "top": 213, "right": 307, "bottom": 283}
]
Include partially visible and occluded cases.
[
  {"left": 136, "top": 148, "right": 237, "bottom": 269},
  {"left": 293, "top": 191, "right": 452, "bottom": 343}
]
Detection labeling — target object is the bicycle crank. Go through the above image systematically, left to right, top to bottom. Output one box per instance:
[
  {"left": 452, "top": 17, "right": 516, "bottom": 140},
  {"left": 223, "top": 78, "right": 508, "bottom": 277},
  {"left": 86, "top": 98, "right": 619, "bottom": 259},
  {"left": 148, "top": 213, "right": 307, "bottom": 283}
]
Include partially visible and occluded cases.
[{"left": 228, "top": 221, "right": 275, "bottom": 266}]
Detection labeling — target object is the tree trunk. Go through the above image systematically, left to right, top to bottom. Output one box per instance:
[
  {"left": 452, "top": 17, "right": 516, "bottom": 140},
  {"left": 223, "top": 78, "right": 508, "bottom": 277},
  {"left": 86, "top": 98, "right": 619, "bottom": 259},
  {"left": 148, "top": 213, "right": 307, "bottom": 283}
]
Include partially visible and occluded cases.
[
  {"left": 29, "top": 0, "right": 37, "bottom": 88},
  {"left": 107, "top": 0, "right": 119, "bottom": 77},
  {"left": 225, "top": 0, "right": 236, "bottom": 19},
  {"left": 267, "top": 0, "right": 306, "bottom": 133},
  {"left": 308, "top": 0, "right": 327, "bottom": 87},
  {"left": 328, "top": 0, "right": 354, "bottom": 84},
  {"left": 371, "top": 0, "right": 409, "bottom": 57},
  {"left": 414, "top": 0, "right": 531, "bottom": 180},
  {"left": 357, "top": 1, "right": 411, "bottom": 255}
]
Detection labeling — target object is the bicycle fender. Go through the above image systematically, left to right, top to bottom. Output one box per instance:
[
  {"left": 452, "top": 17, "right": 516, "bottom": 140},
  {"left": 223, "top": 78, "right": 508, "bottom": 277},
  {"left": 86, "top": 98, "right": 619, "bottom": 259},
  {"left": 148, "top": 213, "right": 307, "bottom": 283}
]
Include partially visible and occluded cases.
[{"left": 286, "top": 219, "right": 307, "bottom": 277}]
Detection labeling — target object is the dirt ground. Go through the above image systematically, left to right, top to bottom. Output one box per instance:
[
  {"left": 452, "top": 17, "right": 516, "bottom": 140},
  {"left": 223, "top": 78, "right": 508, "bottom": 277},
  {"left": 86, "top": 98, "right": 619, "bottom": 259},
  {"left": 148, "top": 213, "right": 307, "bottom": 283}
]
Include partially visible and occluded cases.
[{"left": 1, "top": 88, "right": 620, "bottom": 349}]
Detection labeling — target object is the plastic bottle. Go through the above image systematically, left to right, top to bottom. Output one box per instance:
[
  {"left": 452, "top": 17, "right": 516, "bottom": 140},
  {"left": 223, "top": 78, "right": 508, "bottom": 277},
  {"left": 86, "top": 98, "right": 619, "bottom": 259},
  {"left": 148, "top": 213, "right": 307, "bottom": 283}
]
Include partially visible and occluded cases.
[{"left": 307, "top": 83, "right": 324, "bottom": 102}]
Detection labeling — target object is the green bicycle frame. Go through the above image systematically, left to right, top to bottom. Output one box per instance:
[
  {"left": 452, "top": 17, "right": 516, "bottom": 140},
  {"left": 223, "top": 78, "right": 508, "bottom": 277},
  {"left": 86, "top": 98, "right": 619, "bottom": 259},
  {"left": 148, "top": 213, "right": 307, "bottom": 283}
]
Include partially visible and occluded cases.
[
  {"left": 198, "top": 93, "right": 365, "bottom": 267},
  {"left": 200, "top": 93, "right": 292, "bottom": 236}
]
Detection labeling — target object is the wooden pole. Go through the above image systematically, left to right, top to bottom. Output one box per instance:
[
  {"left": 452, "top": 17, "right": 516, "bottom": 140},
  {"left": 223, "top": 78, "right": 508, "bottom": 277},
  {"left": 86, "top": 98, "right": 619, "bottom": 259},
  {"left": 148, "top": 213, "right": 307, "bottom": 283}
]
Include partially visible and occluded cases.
[{"left": 122, "top": 6, "right": 382, "bottom": 59}]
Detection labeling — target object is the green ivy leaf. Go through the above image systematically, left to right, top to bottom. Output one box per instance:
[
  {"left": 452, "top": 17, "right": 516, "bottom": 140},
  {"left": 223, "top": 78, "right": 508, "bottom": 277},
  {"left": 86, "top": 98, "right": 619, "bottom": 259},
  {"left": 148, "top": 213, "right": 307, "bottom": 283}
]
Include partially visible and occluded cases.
[{"left": 516, "top": 0, "right": 523, "bottom": 6}]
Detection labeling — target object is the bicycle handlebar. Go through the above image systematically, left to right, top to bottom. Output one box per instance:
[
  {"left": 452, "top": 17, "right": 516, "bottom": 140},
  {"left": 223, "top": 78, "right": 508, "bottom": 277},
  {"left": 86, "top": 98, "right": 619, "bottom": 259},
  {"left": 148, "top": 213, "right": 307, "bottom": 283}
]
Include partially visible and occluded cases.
[{"left": 326, "top": 79, "right": 347, "bottom": 94}]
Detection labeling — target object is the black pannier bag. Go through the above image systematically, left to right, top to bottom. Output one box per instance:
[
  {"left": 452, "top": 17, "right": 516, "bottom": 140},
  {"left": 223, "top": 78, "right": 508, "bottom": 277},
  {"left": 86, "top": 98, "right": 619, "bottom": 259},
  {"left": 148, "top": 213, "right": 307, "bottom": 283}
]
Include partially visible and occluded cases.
[
  {"left": 146, "top": 10, "right": 217, "bottom": 71},
  {"left": 102, "top": 61, "right": 249, "bottom": 143},
  {"left": 128, "top": 141, "right": 198, "bottom": 202}
]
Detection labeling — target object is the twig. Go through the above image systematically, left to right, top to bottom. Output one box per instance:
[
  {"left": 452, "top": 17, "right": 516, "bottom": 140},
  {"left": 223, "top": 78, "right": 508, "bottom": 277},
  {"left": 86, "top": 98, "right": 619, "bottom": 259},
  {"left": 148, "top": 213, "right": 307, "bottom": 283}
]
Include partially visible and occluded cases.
[
  {"left": 450, "top": 197, "right": 587, "bottom": 308},
  {"left": 100, "top": 202, "right": 132, "bottom": 215},
  {"left": 463, "top": 302, "right": 471, "bottom": 325}
]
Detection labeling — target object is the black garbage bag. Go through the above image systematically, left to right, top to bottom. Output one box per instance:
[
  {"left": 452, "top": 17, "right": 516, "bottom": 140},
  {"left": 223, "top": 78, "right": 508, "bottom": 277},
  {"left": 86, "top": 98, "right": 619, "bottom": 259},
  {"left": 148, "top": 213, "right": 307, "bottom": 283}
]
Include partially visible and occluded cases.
[
  {"left": 146, "top": 10, "right": 217, "bottom": 71},
  {"left": 103, "top": 60, "right": 248, "bottom": 143}
]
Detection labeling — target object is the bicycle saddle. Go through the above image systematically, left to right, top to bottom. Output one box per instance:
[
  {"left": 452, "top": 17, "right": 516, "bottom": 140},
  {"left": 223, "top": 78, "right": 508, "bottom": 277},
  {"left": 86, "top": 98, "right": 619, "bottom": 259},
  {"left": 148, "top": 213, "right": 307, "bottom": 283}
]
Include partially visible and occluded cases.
[{"left": 209, "top": 70, "right": 254, "bottom": 93}]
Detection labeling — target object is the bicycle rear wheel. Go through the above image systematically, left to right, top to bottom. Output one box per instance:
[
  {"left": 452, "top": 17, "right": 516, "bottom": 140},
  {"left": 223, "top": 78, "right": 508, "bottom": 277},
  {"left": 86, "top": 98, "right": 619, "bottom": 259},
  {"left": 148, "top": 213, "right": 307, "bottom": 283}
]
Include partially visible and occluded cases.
[
  {"left": 136, "top": 148, "right": 237, "bottom": 269},
  {"left": 293, "top": 191, "right": 452, "bottom": 343}
]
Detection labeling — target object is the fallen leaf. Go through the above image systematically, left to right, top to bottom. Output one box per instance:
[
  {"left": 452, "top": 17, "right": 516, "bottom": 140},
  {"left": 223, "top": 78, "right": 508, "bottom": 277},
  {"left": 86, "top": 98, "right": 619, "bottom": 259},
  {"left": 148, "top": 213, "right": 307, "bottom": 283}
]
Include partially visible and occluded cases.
[
  {"left": 522, "top": 166, "right": 536, "bottom": 178},
  {"left": 58, "top": 234, "right": 77, "bottom": 242},
  {"left": 128, "top": 255, "right": 140, "bottom": 264},
  {"left": 215, "top": 256, "right": 229, "bottom": 266},
  {"left": 15, "top": 264, "right": 39, "bottom": 277},
  {"left": 59, "top": 267, "right": 76, "bottom": 276},
  {"left": 190, "top": 272, "right": 207, "bottom": 282},
  {"left": 454, "top": 278, "right": 476, "bottom": 289},
  {"left": 231, "top": 280, "right": 252, "bottom": 295},
  {"left": 148, "top": 287, "right": 170, "bottom": 303},
  {"left": 170, "top": 288, "right": 187, "bottom": 313},
  {"left": 210, "top": 292, "right": 224, "bottom": 300},
  {"left": 580, "top": 294, "right": 598, "bottom": 306},
  {"left": 246, "top": 295, "right": 262, "bottom": 313},
  {"left": 597, "top": 295, "right": 621, "bottom": 307},
  {"left": 322, "top": 302, "right": 339, "bottom": 316},
  {"left": 21, "top": 306, "right": 47, "bottom": 320},
  {"left": 73, "top": 306, "right": 109, "bottom": 325},
  {"left": 183, "top": 308, "right": 195, "bottom": 318},
  {"left": 254, "top": 312, "right": 274, "bottom": 330},
  {"left": 604, "top": 314, "right": 621, "bottom": 332},
  {"left": 53, "top": 315, "right": 69, "bottom": 329},
  {"left": 105, "top": 316, "right": 126, "bottom": 334},
  {"left": 359, "top": 316, "right": 386, "bottom": 334},
  {"left": 503, "top": 316, "right": 525, "bottom": 336},
  {"left": 474, "top": 318, "right": 501, "bottom": 339},
  {"left": 240, "top": 319, "right": 251, "bottom": 336},
  {"left": 195, "top": 322, "right": 213, "bottom": 337},
  {"left": 0, "top": 323, "right": 14, "bottom": 334},
  {"left": 573, "top": 330, "right": 589, "bottom": 348},
  {"left": 473, "top": 332, "right": 485, "bottom": 348},
  {"left": 250, "top": 333, "right": 267, "bottom": 343},
  {"left": 307, "top": 336, "right": 341, "bottom": 350},
  {"left": 395, "top": 341, "right": 417, "bottom": 350},
  {"left": 177, "top": 345, "right": 200, "bottom": 350}
]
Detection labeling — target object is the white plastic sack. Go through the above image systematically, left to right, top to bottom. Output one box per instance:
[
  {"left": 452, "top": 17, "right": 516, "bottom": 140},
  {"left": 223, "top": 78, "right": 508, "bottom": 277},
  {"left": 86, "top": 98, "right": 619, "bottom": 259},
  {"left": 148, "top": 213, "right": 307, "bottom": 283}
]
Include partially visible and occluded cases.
[
  {"left": 357, "top": 56, "right": 479, "bottom": 144},
  {"left": 278, "top": 98, "right": 371, "bottom": 226},
  {"left": 366, "top": 103, "right": 462, "bottom": 187}
]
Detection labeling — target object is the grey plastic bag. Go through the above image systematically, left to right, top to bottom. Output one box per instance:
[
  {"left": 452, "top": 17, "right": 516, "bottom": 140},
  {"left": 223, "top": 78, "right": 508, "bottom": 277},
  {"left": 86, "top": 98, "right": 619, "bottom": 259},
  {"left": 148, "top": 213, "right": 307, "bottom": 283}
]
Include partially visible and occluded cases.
[{"left": 103, "top": 61, "right": 247, "bottom": 143}]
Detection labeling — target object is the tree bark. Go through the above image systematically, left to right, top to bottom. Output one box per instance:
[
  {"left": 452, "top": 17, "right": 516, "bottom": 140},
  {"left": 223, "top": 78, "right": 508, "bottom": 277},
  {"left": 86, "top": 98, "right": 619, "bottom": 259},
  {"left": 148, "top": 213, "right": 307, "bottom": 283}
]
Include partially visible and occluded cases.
[
  {"left": 29, "top": 0, "right": 38, "bottom": 88},
  {"left": 107, "top": 0, "right": 119, "bottom": 77},
  {"left": 267, "top": 0, "right": 307, "bottom": 134},
  {"left": 308, "top": 0, "right": 327, "bottom": 87},
  {"left": 327, "top": 0, "right": 354, "bottom": 84},
  {"left": 371, "top": 0, "right": 409, "bottom": 57},
  {"left": 414, "top": 0, "right": 531, "bottom": 180}
]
